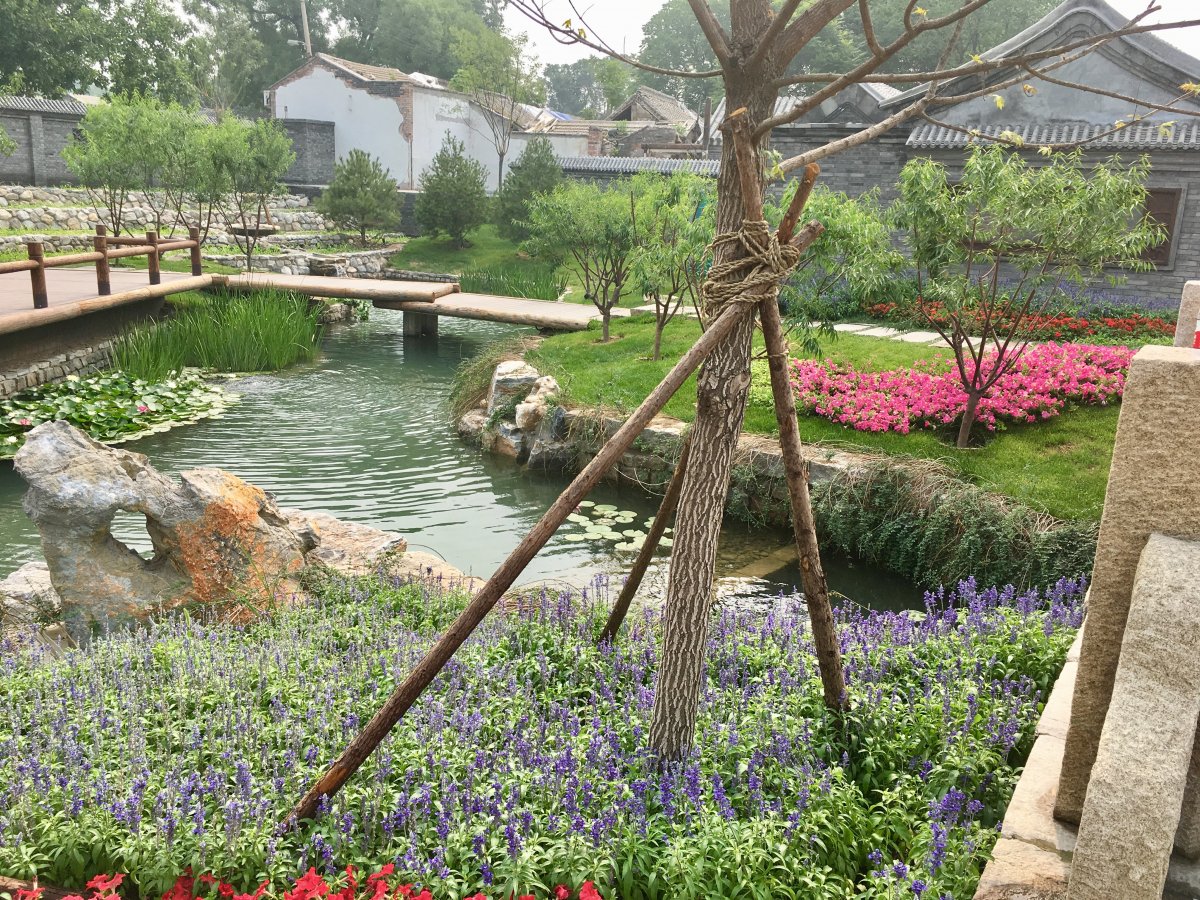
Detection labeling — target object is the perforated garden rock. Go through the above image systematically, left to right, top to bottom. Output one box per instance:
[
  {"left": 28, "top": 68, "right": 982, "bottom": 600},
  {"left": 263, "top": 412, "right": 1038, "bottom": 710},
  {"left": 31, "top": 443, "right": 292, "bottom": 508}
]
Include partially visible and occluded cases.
[{"left": 14, "top": 421, "right": 312, "bottom": 639}]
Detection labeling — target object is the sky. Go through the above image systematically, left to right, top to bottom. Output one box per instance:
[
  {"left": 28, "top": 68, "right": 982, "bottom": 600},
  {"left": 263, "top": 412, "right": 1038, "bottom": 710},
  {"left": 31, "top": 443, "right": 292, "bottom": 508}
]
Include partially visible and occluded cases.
[{"left": 504, "top": 0, "right": 1200, "bottom": 69}]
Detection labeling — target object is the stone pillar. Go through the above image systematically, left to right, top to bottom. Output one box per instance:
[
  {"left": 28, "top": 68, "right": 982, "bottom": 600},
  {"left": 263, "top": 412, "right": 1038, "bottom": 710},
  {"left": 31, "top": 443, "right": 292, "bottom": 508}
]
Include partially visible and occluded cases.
[
  {"left": 28, "top": 114, "right": 45, "bottom": 187},
  {"left": 1175, "top": 281, "right": 1200, "bottom": 348},
  {"left": 403, "top": 310, "right": 438, "bottom": 337},
  {"left": 1057, "top": 345, "right": 1200, "bottom": 841},
  {"left": 1067, "top": 534, "right": 1200, "bottom": 900}
]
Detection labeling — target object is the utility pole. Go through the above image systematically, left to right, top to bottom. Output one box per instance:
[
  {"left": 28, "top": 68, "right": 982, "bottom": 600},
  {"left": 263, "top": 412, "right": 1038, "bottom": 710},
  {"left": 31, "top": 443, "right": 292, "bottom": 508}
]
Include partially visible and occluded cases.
[{"left": 298, "top": 0, "right": 313, "bottom": 57}]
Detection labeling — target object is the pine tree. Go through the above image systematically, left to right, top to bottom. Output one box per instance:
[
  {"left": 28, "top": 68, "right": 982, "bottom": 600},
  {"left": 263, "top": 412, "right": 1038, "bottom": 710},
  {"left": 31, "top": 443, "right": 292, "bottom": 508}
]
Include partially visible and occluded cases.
[
  {"left": 414, "top": 135, "right": 488, "bottom": 248},
  {"left": 491, "top": 138, "right": 563, "bottom": 242},
  {"left": 316, "top": 150, "right": 402, "bottom": 245}
]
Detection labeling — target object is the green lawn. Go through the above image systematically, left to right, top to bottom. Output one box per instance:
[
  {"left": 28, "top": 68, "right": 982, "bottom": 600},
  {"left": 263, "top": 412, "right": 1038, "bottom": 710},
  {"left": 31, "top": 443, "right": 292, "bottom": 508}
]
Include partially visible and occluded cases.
[
  {"left": 392, "top": 225, "right": 651, "bottom": 307},
  {"left": 528, "top": 316, "right": 1117, "bottom": 522}
]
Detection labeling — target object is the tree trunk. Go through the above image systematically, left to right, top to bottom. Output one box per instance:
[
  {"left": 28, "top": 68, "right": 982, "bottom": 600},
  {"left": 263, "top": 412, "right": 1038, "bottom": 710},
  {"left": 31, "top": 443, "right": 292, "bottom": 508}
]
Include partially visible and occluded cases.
[
  {"left": 648, "top": 32, "right": 779, "bottom": 762},
  {"left": 497, "top": 151, "right": 506, "bottom": 188},
  {"left": 601, "top": 307, "right": 610, "bottom": 342},
  {"left": 653, "top": 317, "right": 665, "bottom": 360},
  {"left": 957, "top": 390, "right": 982, "bottom": 448}
]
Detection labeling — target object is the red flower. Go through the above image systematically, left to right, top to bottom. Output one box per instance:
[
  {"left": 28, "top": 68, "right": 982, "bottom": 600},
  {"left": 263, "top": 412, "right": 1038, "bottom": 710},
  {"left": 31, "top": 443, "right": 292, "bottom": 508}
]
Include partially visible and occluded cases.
[
  {"left": 1193, "top": 330, "right": 1200, "bottom": 350},
  {"left": 367, "top": 866, "right": 395, "bottom": 885},
  {"left": 87, "top": 875, "right": 125, "bottom": 894},
  {"left": 232, "top": 882, "right": 271, "bottom": 900},
  {"left": 578, "top": 883, "right": 603, "bottom": 900},
  {"left": 218, "top": 885, "right": 236, "bottom": 898},
  {"left": 16, "top": 888, "right": 44, "bottom": 900},
  {"left": 554, "top": 888, "right": 570, "bottom": 900},
  {"left": 415, "top": 891, "right": 432, "bottom": 900},
  {"left": 518, "top": 895, "right": 536, "bottom": 900}
]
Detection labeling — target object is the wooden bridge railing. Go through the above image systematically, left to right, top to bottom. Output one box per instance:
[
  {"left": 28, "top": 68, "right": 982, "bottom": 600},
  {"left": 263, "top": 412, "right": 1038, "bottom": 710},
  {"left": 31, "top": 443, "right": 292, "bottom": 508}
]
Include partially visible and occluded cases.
[{"left": 0, "top": 226, "right": 203, "bottom": 309}]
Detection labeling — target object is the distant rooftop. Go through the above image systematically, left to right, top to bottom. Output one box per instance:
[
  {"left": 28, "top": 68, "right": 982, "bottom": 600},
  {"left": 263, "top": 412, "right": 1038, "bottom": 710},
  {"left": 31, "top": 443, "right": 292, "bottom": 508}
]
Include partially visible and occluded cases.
[
  {"left": 0, "top": 95, "right": 88, "bottom": 115},
  {"left": 908, "top": 121, "right": 1200, "bottom": 150},
  {"left": 557, "top": 156, "right": 718, "bottom": 175}
]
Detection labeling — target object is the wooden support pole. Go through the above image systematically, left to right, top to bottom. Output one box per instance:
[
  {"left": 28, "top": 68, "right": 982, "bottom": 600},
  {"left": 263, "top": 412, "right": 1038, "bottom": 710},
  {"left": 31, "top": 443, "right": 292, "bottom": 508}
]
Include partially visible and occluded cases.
[
  {"left": 95, "top": 225, "right": 111, "bottom": 296},
  {"left": 188, "top": 227, "right": 202, "bottom": 277},
  {"left": 146, "top": 231, "right": 161, "bottom": 285},
  {"left": 27, "top": 242, "right": 47, "bottom": 309},
  {"left": 758, "top": 295, "right": 847, "bottom": 712},
  {"left": 283, "top": 299, "right": 753, "bottom": 828},
  {"left": 599, "top": 433, "right": 693, "bottom": 644}
]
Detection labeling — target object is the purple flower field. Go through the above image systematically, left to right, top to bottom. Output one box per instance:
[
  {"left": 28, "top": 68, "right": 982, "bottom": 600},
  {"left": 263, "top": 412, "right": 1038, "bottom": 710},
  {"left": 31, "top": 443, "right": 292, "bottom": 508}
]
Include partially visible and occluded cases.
[{"left": 0, "top": 573, "right": 1084, "bottom": 899}]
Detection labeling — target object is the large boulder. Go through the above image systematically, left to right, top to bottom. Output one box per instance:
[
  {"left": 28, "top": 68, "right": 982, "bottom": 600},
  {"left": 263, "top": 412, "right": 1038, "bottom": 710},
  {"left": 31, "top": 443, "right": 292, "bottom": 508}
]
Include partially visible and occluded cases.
[{"left": 14, "top": 422, "right": 312, "bottom": 639}]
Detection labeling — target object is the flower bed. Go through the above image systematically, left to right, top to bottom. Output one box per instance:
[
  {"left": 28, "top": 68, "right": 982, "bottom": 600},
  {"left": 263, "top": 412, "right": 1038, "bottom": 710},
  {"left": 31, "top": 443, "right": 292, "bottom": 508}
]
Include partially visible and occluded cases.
[
  {"left": 864, "top": 300, "right": 1175, "bottom": 345},
  {"left": 789, "top": 342, "right": 1131, "bottom": 435},
  {"left": 0, "top": 371, "right": 233, "bottom": 458},
  {"left": 0, "top": 572, "right": 1081, "bottom": 899}
]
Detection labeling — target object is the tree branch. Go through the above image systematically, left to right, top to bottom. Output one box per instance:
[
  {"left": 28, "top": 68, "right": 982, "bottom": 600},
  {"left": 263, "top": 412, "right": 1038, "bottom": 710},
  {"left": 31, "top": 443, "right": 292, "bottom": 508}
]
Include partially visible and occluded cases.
[
  {"left": 506, "top": 0, "right": 723, "bottom": 79},
  {"left": 686, "top": 0, "right": 733, "bottom": 69},
  {"left": 747, "top": 0, "right": 806, "bottom": 70},
  {"left": 755, "top": 0, "right": 995, "bottom": 137},
  {"left": 777, "top": 0, "right": 857, "bottom": 67},
  {"left": 858, "top": 0, "right": 883, "bottom": 58},
  {"left": 773, "top": 7, "right": 1190, "bottom": 88},
  {"left": 777, "top": 97, "right": 931, "bottom": 174}
]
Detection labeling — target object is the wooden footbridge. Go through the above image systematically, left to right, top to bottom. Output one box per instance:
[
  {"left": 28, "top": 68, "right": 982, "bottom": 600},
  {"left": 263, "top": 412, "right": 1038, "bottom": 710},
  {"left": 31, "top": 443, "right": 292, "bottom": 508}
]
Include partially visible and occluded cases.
[
  {"left": 0, "top": 243, "right": 622, "bottom": 337},
  {"left": 216, "top": 273, "right": 625, "bottom": 334}
]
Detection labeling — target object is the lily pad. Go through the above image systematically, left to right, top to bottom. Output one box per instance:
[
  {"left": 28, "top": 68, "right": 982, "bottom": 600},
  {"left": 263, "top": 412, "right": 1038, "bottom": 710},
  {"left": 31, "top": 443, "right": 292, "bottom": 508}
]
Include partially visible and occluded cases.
[
  {"left": 577, "top": 500, "right": 595, "bottom": 508},
  {"left": 593, "top": 504, "right": 618, "bottom": 513},
  {"left": 567, "top": 513, "right": 590, "bottom": 524},
  {"left": 594, "top": 518, "right": 615, "bottom": 526},
  {"left": 622, "top": 529, "right": 646, "bottom": 539},
  {"left": 602, "top": 531, "right": 624, "bottom": 541},
  {"left": 563, "top": 533, "right": 588, "bottom": 542},
  {"left": 660, "top": 537, "right": 673, "bottom": 548},
  {"left": 615, "top": 540, "right": 645, "bottom": 552}
]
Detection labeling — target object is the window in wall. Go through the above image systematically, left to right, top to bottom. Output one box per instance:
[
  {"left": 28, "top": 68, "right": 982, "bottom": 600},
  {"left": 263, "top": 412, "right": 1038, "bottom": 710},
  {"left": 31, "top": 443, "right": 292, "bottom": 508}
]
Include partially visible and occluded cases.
[{"left": 1142, "top": 188, "right": 1181, "bottom": 267}]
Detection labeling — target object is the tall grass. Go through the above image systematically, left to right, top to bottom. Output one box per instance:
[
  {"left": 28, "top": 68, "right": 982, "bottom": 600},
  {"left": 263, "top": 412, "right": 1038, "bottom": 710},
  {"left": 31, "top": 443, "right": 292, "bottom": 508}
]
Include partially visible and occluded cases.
[
  {"left": 459, "top": 263, "right": 566, "bottom": 301},
  {"left": 111, "top": 289, "right": 323, "bottom": 380}
]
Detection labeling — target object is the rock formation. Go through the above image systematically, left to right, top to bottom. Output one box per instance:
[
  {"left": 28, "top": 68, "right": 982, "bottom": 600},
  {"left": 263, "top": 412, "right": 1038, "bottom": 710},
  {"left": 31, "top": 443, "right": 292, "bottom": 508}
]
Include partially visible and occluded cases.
[{"left": 8, "top": 422, "right": 434, "bottom": 641}]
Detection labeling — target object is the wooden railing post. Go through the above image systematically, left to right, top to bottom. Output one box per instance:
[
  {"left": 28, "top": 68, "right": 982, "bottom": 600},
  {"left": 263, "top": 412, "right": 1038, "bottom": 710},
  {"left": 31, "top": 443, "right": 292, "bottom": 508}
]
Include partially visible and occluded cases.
[
  {"left": 94, "top": 225, "right": 111, "bottom": 296},
  {"left": 188, "top": 226, "right": 202, "bottom": 276},
  {"left": 146, "top": 231, "right": 161, "bottom": 285},
  {"left": 28, "top": 242, "right": 48, "bottom": 309}
]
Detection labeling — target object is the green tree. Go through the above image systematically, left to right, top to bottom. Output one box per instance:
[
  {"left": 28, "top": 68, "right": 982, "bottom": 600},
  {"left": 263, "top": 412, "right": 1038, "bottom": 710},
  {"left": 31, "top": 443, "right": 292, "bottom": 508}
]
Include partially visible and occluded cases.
[
  {"left": 0, "top": 0, "right": 102, "bottom": 96},
  {"left": 98, "top": 0, "right": 200, "bottom": 103},
  {"left": 335, "top": 0, "right": 489, "bottom": 82},
  {"left": 843, "top": 0, "right": 1057, "bottom": 73},
  {"left": 450, "top": 30, "right": 544, "bottom": 187},
  {"left": 544, "top": 57, "right": 638, "bottom": 117},
  {"left": 63, "top": 98, "right": 145, "bottom": 235},
  {"left": 160, "top": 107, "right": 229, "bottom": 242},
  {"left": 211, "top": 116, "right": 296, "bottom": 269},
  {"left": 0, "top": 126, "right": 14, "bottom": 157},
  {"left": 414, "top": 134, "right": 488, "bottom": 248},
  {"left": 491, "top": 137, "right": 562, "bottom": 242},
  {"left": 895, "top": 146, "right": 1162, "bottom": 448},
  {"left": 317, "top": 149, "right": 402, "bottom": 244},
  {"left": 629, "top": 171, "right": 713, "bottom": 359},
  {"left": 525, "top": 179, "right": 637, "bottom": 341}
]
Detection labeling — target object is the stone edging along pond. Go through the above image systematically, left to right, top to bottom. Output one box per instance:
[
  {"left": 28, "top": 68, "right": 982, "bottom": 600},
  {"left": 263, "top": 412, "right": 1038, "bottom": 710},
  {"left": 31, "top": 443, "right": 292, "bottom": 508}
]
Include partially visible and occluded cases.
[{"left": 455, "top": 357, "right": 1099, "bottom": 592}]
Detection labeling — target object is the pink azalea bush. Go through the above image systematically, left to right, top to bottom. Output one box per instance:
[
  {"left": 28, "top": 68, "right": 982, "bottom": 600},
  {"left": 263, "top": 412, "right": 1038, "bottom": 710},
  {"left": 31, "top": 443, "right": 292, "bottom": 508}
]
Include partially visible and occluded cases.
[{"left": 789, "top": 342, "right": 1132, "bottom": 436}]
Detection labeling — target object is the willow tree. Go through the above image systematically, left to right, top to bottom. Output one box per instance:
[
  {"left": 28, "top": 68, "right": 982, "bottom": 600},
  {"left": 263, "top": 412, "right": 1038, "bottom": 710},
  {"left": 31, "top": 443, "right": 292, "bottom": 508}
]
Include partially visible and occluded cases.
[{"left": 508, "top": 0, "right": 1200, "bottom": 762}]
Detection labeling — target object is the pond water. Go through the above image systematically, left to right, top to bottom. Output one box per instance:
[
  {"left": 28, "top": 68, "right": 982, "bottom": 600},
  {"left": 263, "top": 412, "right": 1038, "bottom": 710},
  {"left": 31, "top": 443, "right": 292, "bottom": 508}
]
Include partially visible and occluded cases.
[{"left": 0, "top": 309, "right": 924, "bottom": 611}]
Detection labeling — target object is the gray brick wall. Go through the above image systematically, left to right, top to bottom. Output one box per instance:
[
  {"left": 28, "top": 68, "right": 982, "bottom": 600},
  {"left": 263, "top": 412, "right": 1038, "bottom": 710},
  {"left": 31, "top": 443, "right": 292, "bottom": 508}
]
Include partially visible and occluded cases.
[
  {"left": 0, "top": 114, "right": 35, "bottom": 183},
  {"left": 39, "top": 115, "right": 81, "bottom": 184},
  {"left": 282, "top": 119, "right": 335, "bottom": 186}
]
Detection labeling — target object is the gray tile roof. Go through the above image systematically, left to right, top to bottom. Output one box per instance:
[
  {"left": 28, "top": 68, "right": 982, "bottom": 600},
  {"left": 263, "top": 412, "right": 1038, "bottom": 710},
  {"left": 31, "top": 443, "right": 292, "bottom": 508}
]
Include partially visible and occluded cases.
[
  {"left": 0, "top": 95, "right": 88, "bottom": 116},
  {"left": 907, "top": 121, "right": 1200, "bottom": 150},
  {"left": 557, "top": 156, "right": 719, "bottom": 175}
]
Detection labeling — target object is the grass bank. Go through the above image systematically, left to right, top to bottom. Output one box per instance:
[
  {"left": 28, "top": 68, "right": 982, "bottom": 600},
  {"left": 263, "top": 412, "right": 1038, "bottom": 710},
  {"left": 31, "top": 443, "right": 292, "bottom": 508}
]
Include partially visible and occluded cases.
[
  {"left": 391, "top": 225, "right": 649, "bottom": 307},
  {"left": 111, "top": 289, "right": 323, "bottom": 380},
  {"left": 526, "top": 317, "right": 1117, "bottom": 522}
]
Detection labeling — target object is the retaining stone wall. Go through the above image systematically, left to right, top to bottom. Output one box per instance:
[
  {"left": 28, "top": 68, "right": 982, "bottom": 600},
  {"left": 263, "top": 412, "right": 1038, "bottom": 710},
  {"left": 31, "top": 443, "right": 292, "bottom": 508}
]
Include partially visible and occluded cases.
[
  {"left": 204, "top": 248, "right": 392, "bottom": 276},
  {"left": 0, "top": 341, "right": 115, "bottom": 400}
]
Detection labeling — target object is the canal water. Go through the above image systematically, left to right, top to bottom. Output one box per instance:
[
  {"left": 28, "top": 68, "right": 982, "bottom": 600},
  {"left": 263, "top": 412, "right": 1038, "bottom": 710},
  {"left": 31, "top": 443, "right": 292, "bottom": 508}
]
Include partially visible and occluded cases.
[{"left": 0, "top": 309, "right": 924, "bottom": 610}]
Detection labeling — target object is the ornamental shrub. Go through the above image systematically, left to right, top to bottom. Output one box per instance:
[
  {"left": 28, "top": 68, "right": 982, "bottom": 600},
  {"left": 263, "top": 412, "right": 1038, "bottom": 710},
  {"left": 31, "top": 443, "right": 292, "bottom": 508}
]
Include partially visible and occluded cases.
[
  {"left": 415, "top": 135, "right": 488, "bottom": 248},
  {"left": 491, "top": 138, "right": 563, "bottom": 242},
  {"left": 318, "top": 150, "right": 402, "bottom": 244},
  {"left": 788, "top": 342, "right": 1131, "bottom": 436},
  {"left": 0, "top": 572, "right": 1082, "bottom": 899}
]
